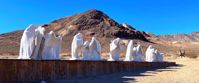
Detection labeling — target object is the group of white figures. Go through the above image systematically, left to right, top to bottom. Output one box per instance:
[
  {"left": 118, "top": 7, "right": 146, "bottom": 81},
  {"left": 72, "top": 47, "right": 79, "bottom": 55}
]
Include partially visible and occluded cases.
[
  {"left": 18, "top": 24, "right": 62, "bottom": 60},
  {"left": 18, "top": 25, "right": 164, "bottom": 62},
  {"left": 70, "top": 33, "right": 164, "bottom": 62},
  {"left": 71, "top": 33, "right": 102, "bottom": 60}
]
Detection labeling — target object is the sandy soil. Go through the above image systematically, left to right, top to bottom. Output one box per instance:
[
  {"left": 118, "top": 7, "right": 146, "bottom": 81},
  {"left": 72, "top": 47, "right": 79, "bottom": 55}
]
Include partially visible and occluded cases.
[{"left": 56, "top": 57, "right": 199, "bottom": 83}]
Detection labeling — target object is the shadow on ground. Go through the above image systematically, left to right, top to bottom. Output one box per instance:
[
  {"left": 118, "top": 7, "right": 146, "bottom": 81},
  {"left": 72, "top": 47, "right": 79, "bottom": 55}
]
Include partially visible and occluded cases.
[{"left": 54, "top": 64, "right": 183, "bottom": 83}]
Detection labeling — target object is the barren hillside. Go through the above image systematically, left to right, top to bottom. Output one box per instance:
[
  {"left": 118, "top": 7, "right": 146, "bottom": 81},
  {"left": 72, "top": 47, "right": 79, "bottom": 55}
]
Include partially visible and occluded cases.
[{"left": 0, "top": 9, "right": 149, "bottom": 57}]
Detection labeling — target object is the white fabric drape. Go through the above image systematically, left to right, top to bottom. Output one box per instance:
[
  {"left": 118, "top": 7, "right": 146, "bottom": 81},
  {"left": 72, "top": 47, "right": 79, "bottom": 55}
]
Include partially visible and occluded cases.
[
  {"left": 18, "top": 24, "right": 40, "bottom": 59},
  {"left": 31, "top": 26, "right": 45, "bottom": 59},
  {"left": 42, "top": 31, "right": 62, "bottom": 60},
  {"left": 70, "top": 33, "right": 84, "bottom": 60},
  {"left": 89, "top": 37, "right": 101, "bottom": 60},
  {"left": 109, "top": 38, "right": 121, "bottom": 61},
  {"left": 124, "top": 40, "right": 136, "bottom": 61},
  {"left": 82, "top": 41, "right": 91, "bottom": 60},
  {"left": 134, "top": 44, "right": 144, "bottom": 62},
  {"left": 145, "top": 45, "right": 156, "bottom": 62},
  {"left": 146, "top": 45, "right": 164, "bottom": 62},
  {"left": 155, "top": 50, "right": 164, "bottom": 62}
]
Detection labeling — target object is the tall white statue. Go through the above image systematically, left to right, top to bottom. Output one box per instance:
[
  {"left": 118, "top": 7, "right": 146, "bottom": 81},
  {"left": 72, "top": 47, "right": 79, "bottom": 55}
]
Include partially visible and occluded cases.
[
  {"left": 18, "top": 24, "right": 38, "bottom": 59},
  {"left": 31, "top": 26, "right": 45, "bottom": 59},
  {"left": 42, "top": 31, "right": 62, "bottom": 60},
  {"left": 70, "top": 33, "right": 84, "bottom": 60},
  {"left": 89, "top": 37, "right": 101, "bottom": 60},
  {"left": 108, "top": 38, "right": 121, "bottom": 61},
  {"left": 124, "top": 40, "right": 136, "bottom": 61},
  {"left": 82, "top": 41, "right": 91, "bottom": 60},
  {"left": 134, "top": 44, "right": 144, "bottom": 62},
  {"left": 145, "top": 45, "right": 156, "bottom": 62}
]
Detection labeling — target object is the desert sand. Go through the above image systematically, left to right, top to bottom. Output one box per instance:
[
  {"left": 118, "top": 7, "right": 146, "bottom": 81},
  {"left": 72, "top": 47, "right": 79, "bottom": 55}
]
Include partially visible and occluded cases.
[{"left": 56, "top": 57, "right": 199, "bottom": 83}]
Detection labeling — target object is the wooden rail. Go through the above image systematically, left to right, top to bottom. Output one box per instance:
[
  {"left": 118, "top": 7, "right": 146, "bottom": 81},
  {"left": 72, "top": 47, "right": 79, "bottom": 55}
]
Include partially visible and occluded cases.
[{"left": 0, "top": 59, "right": 176, "bottom": 83}]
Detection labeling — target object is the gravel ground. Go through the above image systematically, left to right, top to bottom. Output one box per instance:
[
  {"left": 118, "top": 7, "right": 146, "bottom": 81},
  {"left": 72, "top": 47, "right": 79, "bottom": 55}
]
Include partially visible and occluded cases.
[{"left": 56, "top": 57, "right": 199, "bottom": 83}]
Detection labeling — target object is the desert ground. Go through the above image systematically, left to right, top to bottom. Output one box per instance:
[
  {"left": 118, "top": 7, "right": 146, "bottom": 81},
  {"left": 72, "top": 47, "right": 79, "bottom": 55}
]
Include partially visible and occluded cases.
[{"left": 56, "top": 57, "right": 199, "bottom": 83}]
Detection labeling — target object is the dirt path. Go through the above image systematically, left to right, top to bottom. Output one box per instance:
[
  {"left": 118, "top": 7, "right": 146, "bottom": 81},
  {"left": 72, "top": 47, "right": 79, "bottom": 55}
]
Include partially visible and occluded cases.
[
  {"left": 57, "top": 57, "right": 199, "bottom": 83},
  {"left": 129, "top": 58, "right": 199, "bottom": 83}
]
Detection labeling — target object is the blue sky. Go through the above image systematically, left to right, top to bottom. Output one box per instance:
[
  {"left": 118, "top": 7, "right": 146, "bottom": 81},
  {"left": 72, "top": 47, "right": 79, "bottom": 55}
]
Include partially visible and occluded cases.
[{"left": 0, "top": 0, "right": 198, "bottom": 35}]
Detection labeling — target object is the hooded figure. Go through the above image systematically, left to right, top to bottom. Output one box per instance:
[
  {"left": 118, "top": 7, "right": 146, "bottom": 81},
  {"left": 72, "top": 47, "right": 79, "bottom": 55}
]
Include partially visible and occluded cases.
[
  {"left": 18, "top": 24, "right": 38, "bottom": 59},
  {"left": 31, "top": 26, "right": 45, "bottom": 59},
  {"left": 42, "top": 31, "right": 62, "bottom": 60},
  {"left": 70, "top": 33, "right": 84, "bottom": 60},
  {"left": 89, "top": 37, "right": 101, "bottom": 60},
  {"left": 108, "top": 38, "right": 121, "bottom": 61},
  {"left": 124, "top": 40, "right": 137, "bottom": 61},
  {"left": 82, "top": 41, "right": 91, "bottom": 60},
  {"left": 134, "top": 44, "right": 144, "bottom": 62},
  {"left": 145, "top": 45, "right": 156, "bottom": 62},
  {"left": 155, "top": 50, "right": 164, "bottom": 62}
]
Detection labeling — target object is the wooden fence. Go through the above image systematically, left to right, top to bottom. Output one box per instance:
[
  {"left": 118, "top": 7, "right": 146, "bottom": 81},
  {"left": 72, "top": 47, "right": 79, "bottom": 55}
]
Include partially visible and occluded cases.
[{"left": 0, "top": 59, "right": 176, "bottom": 83}]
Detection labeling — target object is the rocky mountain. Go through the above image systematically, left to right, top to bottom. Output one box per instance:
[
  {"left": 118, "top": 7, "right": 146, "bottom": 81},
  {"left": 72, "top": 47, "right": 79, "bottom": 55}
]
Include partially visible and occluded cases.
[
  {"left": 0, "top": 9, "right": 149, "bottom": 55},
  {"left": 45, "top": 9, "right": 148, "bottom": 40},
  {"left": 158, "top": 31, "right": 199, "bottom": 42}
]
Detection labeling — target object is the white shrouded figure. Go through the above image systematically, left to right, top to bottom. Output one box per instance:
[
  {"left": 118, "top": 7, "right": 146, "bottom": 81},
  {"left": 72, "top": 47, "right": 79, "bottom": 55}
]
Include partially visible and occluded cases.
[
  {"left": 18, "top": 24, "right": 38, "bottom": 59},
  {"left": 31, "top": 26, "right": 45, "bottom": 59},
  {"left": 42, "top": 31, "right": 62, "bottom": 60},
  {"left": 70, "top": 33, "right": 84, "bottom": 60},
  {"left": 55, "top": 35, "right": 62, "bottom": 59},
  {"left": 89, "top": 37, "right": 101, "bottom": 60},
  {"left": 108, "top": 38, "right": 121, "bottom": 61},
  {"left": 124, "top": 40, "right": 136, "bottom": 61},
  {"left": 82, "top": 41, "right": 91, "bottom": 60},
  {"left": 134, "top": 44, "right": 144, "bottom": 62},
  {"left": 145, "top": 45, "right": 156, "bottom": 62},
  {"left": 155, "top": 50, "right": 164, "bottom": 62},
  {"left": 159, "top": 53, "right": 164, "bottom": 62}
]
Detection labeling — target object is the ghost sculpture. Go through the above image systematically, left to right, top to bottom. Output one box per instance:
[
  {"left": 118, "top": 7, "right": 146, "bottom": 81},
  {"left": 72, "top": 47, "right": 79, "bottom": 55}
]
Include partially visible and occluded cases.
[
  {"left": 18, "top": 24, "right": 42, "bottom": 59},
  {"left": 31, "top": 26, "right": 45, "bottom": 59},
  {"left": 42, "top": 31, "right": 62, "bottom": 60},
  {"left": 70, "top": 33, "right": 84, "bottom": 60},
  {"left": 55, "top": 35, "right": 62, "bottom": 59},
  {"left": 89, "top": 37, "right": 101, "bottom": 60},
  {"left": 108, "top": 38, "right": 121, "bottom": 61},
  {"left": 124, "top": 40, "right": 137, "bottom": 61},
  {"left": 82, "top": 41, "right": 91, "bottom": 60},
  {"left": 134, "top": 44, "right": 144, "bottom": 62},
  {"left": 145, "top": 45, "right": 156, "bottom": 62},
  {"left": 154, "top": 50, "right": 164, "bottom": 62},
  {"left": 159, "top": 53, "right": 164, "bottom": 62}
]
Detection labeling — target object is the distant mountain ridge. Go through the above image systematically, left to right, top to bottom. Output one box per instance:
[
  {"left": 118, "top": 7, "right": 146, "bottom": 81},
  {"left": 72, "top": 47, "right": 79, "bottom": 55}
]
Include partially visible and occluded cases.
[{"left": 158, "top": 31, "right": 199, "bottom": 42}]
